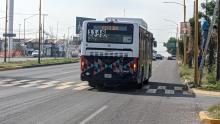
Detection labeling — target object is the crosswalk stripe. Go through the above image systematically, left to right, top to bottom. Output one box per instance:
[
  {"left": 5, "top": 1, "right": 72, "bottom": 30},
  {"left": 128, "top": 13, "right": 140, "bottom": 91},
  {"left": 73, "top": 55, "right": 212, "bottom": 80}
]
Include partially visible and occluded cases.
[
  {"left": 0, "top": 79, "right": 15, "bottom": 84},
  {"left": 1, "top": 80, "right": 29, "bottom": 87},
  {"left": 19, "top": 80, "right": 45, "bottom": 88},
  {"left": 37, "top": 81, "right": 59, "bottom": 89},
  {"left": 41, "top": 81, "right": 59, "bottom": 85},
  {"left": 54, "top": 82, "right": 75, "bottom": 90},
  {"left": 74, "top": 82, "right": 88, "bottom": 87},
  {"left": 20, "top": 83, "right": 39, "bottom": 88},
  {"left": 37, "top": 84, "right": 56, "bottom": 89},
  {"left": 55, "top": 85, "right": 73, "bottom": 90},
  {"left": 73, "top": 85, "right": 90, "bottom": 91},
  {"left": 143, "top": 85, "right": 150, "bottom": 89},
  {"left": 158, "top": 86, "right": 166, "bottom": 90},
  {"left": 174, "top": 87, "right": 183, "bottom": 91},
  {"left": 146, "top": 89, "right": 157, "bottom": 94},
  {"left": 165, "top": 89, "right": 175, "bottom": 95},
  {"left": 183, "top": 91, "right": 190, "bottom": 95}
]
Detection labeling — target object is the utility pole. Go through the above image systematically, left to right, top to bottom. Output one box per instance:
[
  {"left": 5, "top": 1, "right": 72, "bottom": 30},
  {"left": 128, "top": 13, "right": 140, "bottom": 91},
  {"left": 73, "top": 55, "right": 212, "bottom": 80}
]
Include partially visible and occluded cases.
[
  {"left": 4, "top": 0, "right": 8, "bottom": 63},
  {"left": 38, "top": 0, "right": 42, "bottom": 64},
  {"left": 183, "top": 0, "right": 187, "bottom": 65},
  {"left": 194, "top": 0, "right": 199, "bottom": 85},
  {"left": 217, "top": 0, "right": 220, "bottom": 80},
  {"left": 56, "top": 22, "right": 59, "bottom": 42},
  {"left": 19, "top": 24, "right": 21, "bottom": 42},
  {"left": 176, "top": 25, "right": 179, "bottom": 62}
]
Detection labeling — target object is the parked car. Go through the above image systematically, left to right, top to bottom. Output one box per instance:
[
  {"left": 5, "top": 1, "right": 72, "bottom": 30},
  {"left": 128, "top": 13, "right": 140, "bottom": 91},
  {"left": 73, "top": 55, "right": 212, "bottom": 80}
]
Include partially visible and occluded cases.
[
  {"left": 32, "top": 50, "right": 44, "bottom": 57},
  {"left": 153, "top": 53, "right": 156, "bottom": 61},
  {"left": 156, "top": 54, "right": 163, "bottom": 60},
  {"left": 168, "top": 55, "right": 176, "bottom": 60}
]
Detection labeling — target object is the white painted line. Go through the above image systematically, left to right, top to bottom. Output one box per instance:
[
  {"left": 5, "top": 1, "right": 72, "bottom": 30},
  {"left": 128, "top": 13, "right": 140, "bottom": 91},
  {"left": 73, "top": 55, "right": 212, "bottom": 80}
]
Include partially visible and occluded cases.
[
  {"left": 0, "top": 79, "right": 15, "bottom": 84},
  {"left": 1, "top": 80, "right": 29, "bottom": 87},
  {"left": 26, "top": 80, "right": 45, "bottom": 84},
  {"left": 41, "top": 81, "right": 59, "bottom": 85},
  {"left": 58, "top": 82, "right": 75, "bottom": 85},
  {"left": 74, "top": 82, "right": 88, "bottom": 87},
  {"left": 19, "top": 83, "right": 39, "bottom": 88},
  {"left": 37, "top": 84, "right": 56, "bottom": 89},
  {"left": 55, "top": 85, "right": 73, "bottom": 90},
  {"left": 143, "top": 85, "right": 150, "bottom": 90},
  {"left": 73, "top": 86, "right": 90, "bottom": 91},
  {"left": 157, "top": 86, "right": 166, "bottom": 90},
  {"left": 174, "top": 87, "right": 183, "bottom": 91},
  {"left": 146, "top": 89, "right": 157, "bottom": 94},
  {"left": 165, "top": 90, "right": 175, "bottom": 95},
  {"left": 183, "top": 91, "right": 189, "bottom": 95},
  {"left": 80, "top": 105, "right": 108, "bottom": 124}
]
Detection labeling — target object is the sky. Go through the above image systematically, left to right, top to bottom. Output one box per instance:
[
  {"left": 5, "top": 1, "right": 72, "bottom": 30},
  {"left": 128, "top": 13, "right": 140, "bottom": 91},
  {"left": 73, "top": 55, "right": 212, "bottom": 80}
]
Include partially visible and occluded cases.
[{"left": 0, "top": 0, "right": 202, "bottom": 56}]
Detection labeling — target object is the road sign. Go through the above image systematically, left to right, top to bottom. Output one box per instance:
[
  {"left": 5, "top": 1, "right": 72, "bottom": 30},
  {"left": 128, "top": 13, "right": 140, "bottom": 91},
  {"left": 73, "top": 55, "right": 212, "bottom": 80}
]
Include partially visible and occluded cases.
[
  {"left": 76, "top": 17, "right": 96, "bottom": 34},
  {"left": 180, "top": 22, "right": 191, "bottom": 37},
  {"left": 3, "top": 33, "right": 16, "bottom": 37}
]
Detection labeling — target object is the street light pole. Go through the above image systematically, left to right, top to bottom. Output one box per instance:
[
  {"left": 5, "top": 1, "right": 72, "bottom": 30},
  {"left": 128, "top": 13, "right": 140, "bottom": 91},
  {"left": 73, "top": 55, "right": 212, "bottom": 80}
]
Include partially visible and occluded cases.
[
  {"left": 4, "top": 0, "right": 8, "bottom": 63},
  {"left": 38, "top": 0, "right": 42, "bottom": 64},
  {"left": 163, "top": 0, "right": 187, "bottom": 64},
  {"left": 183, "top": 0, "right": 187, "bottom": 65},
  {"left": 194, "top": 0, "right": 199, "bottom": 85},
  {"left": 217, "top": 0, "right": 220, "bottom": 80},
  {"left": 164, "top": 19, "right": 179, "bottom": 61},
  {"left": 19, "top": 24, "right": 21, "bottom": 42}
]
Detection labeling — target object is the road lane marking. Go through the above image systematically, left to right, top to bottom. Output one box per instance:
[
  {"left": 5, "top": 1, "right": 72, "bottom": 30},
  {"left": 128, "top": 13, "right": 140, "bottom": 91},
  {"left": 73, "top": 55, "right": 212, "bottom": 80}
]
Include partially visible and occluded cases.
[
  {"left": 0, "top": 79, "right": 15, "bottom": 84},
  {"left": 1, "top": 80, "right": 29, "bottom": 87},
  {"left": 19, "top": 80, "right": 45, "bottom": 88},
  {"left": 37, "top": 81, "right": 59, "bottom": 89},
  {"left": 54, "top": 82, "right": 75, "bottom": 90},
  {"left": 74, "top": 82, "right": 88, "bottom": 87},
  {"left": 73, "top": 85, "right": 90, "bottom": 91},
  {"left": 143, "top": 85, "right": 150, "bottom": 89},
  {"left": 157, "top": 86, "right": 166, "bottom": 90},
  {"left": 174, "top": 86, "right": 183, "bottom": 91},
  {"left": 146, "top": 89, "right": 157, "bottom": 94},
  {"left": 165, "top": 89, "right": 175, "bottom": 95},
  {"left": 80, "top": 105, "right": 108, "bottom": 124}
]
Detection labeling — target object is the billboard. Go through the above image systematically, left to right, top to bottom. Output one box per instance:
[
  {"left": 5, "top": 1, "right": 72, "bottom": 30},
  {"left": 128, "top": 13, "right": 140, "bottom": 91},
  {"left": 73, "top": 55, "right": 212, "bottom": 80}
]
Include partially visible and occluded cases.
[{"left": 76, "top": 17, "right": 96, "bottom": 34}]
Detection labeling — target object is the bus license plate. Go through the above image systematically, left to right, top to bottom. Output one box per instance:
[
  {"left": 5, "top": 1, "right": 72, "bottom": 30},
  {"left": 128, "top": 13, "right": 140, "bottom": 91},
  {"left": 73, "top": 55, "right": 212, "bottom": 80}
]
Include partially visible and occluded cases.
[{"left": 104, "top": 74, "right": 112, "bottom": 78}]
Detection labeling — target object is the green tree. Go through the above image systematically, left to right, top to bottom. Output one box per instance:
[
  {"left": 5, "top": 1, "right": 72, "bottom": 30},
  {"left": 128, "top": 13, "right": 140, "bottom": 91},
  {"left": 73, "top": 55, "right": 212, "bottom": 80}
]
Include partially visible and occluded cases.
[
  {"left": 205, "top": 0, "right": 216, "bottom": 16},
  {"left": 164, "top": 37, "right": 177, "bottom": 56}
]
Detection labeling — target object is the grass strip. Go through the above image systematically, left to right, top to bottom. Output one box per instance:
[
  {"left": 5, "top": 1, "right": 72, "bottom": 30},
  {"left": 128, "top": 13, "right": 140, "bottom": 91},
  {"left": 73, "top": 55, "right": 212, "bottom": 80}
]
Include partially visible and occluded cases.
[{"left": 0, "top": 58, "right": 79, "bottom": 70}]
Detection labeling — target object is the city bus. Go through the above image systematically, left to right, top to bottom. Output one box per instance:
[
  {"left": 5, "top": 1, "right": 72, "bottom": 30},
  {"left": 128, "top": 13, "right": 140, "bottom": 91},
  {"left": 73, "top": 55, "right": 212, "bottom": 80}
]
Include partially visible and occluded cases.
[{"left": 80, "top": 18, "right": 156, "bottom": 88}]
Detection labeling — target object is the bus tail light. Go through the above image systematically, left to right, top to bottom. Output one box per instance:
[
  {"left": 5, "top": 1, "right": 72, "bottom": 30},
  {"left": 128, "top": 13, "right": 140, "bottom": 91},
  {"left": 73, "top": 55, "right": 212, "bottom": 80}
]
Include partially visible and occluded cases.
[
  {"left": 80, "top": 56, "right": 85, "bottom": 71},
  {"left": 130, "top": 58, "right": 138, "bottom": 72}
]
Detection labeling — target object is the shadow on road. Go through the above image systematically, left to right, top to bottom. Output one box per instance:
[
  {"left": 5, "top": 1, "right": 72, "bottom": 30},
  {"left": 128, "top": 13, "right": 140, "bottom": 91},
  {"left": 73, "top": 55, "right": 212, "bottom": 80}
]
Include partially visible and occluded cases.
[{"left": 89, "top": 81, "right": 196, "bottom": 98}]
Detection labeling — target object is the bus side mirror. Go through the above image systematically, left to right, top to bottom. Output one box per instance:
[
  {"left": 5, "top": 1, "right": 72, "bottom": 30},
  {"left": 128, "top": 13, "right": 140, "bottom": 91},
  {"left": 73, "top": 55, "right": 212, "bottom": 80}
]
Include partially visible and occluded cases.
[{"left": 153, "top": 41, "right": 157, "bottom": 47}]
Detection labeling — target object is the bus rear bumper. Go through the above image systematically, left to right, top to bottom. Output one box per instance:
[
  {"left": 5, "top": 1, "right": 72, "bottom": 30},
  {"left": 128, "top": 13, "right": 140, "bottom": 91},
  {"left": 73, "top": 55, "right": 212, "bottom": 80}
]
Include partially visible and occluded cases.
[{"left": 81, "top": 75, "right": 137, "bottom": 87}]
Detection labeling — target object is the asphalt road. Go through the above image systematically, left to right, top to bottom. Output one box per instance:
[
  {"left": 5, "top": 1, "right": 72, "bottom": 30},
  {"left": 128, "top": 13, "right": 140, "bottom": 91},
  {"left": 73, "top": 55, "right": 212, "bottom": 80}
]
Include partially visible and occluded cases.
[{"left": 0, "top": 60, "right": 220, "bottom": 124}]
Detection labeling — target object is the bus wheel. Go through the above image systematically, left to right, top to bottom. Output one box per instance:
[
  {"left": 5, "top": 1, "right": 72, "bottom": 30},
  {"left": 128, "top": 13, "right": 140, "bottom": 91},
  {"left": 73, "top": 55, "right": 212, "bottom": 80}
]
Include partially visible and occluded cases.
[{"left": 88, "top": 81, "right": 96, "bottom": 88}]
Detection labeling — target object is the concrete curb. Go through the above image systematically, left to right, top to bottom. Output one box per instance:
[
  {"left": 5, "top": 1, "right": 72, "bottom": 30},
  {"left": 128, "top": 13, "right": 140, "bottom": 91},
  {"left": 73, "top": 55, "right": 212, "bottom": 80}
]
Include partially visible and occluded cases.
[
  {"left": 0, "top": 61, "right": 79, "bottom": 71},
  {"left": 183, "top": 79, "right": 220, "bottom": 97},
  {"left": 192, "top": 89, "right": 220, "bottom": 97},
  {"left": 199, "top": 111, "right": 220, "bottom": 124}
]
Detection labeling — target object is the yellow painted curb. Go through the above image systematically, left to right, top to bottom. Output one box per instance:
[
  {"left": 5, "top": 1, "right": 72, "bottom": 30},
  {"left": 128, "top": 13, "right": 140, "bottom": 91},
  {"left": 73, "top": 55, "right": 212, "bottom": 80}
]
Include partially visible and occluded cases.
[
  {"left": 192, "top": 89, "right": 220, "bottom": 97},
  {"left": 199, "top": 111, "right": 220, "bottom": 124}
]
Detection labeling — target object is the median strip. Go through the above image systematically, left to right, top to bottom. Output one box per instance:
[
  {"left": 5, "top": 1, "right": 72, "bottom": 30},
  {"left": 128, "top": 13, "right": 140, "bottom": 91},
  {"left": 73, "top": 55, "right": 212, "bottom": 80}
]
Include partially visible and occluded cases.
[{"left": 0, "top": 58, "right": 79, "bottom": 71}]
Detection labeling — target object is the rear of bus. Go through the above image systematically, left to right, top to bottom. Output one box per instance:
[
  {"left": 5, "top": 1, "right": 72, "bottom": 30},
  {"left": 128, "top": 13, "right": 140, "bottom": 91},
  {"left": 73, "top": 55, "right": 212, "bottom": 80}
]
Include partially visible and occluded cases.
[{"left": 80, "top": 20, "right": 139, "bottom": 87}]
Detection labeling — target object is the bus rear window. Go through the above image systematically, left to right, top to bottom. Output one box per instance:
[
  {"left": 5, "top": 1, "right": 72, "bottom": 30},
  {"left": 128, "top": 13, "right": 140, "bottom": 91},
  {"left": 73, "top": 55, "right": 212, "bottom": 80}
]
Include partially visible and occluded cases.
[{"left": 87, "top": 23, "right": 133, "bottom": 44}]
